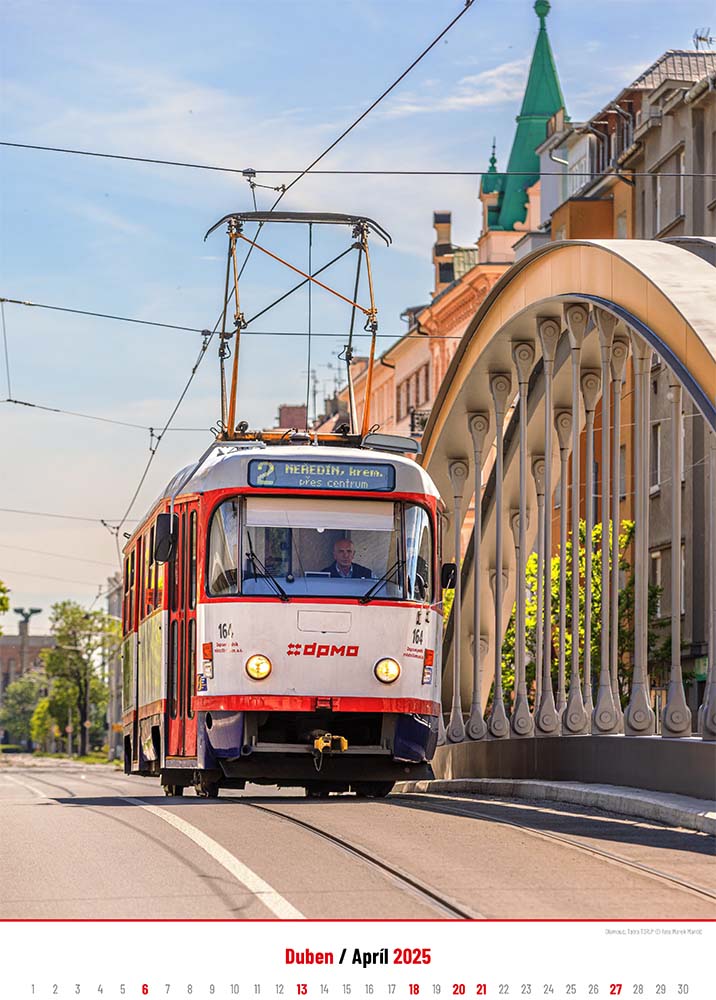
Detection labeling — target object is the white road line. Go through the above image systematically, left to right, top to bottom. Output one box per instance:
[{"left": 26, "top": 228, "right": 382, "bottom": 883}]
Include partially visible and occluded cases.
[
  {"left": 3, "top": 775, "right": 48, "bottom": 798},
  {"left": 125, "top": 798, "right": 305, "bottom": 920}
]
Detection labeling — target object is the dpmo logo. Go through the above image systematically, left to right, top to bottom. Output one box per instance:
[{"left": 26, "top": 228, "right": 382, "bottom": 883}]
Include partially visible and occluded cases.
[{"left": 286, "top": 642, "right": 359, "bottom": 658}]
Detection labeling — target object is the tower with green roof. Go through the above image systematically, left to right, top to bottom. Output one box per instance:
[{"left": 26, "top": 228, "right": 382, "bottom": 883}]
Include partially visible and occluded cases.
[{"left": 480, "top": 0, "right": 566, "bottom": 232}]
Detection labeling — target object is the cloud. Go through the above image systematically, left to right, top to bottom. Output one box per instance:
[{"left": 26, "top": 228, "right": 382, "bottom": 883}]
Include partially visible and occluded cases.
[{"left": 379, "top": 59, "right": 529, "bottom": 119}]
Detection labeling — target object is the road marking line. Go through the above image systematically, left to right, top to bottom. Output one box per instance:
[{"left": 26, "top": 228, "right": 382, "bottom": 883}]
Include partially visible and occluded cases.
[
  {"left": 3, "top": 775, "right": 48, "bottom": 798},
  {"left": 125, "top": 798, "right": 305, "bottom": 920}
]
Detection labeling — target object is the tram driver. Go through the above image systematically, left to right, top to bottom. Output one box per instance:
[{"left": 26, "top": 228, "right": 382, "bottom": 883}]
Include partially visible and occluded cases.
[{"left": 321, "top": 538, "right": 372, "bottom": 580}]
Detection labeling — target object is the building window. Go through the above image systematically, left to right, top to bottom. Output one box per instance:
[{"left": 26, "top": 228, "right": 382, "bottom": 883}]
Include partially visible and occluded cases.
[
  {"left": 711, "top": 130, "right": 716, "bottom": 202},
  {"left": 678, "top": 148, "right": 685, "bottom": 217},
  {"left": 653, "top": 173, "right": 661, "bottom": 235},
  {"left": 616, "top": 211, "right": 627, "bottom": 238},
  {"left": 438, "top": 262, "right": 454, "bottom": 284},
  {"left": 681, "top": 410, "right": 686, "bottom": 482},
  {"left": 650, "top": 422, "right": 661, "bottom": 493},
  {"left": 619, "top": 444, "right": 627, "bottom": 500},
  {"left": 681, "top": 543, "right": 686, "bottom": 616},
  {"left": 650, "top": 550, "right": 662, "bottom": 617}
]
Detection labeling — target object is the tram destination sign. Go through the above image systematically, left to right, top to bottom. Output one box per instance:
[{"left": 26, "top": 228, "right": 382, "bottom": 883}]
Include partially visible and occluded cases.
[{"left": 248, "top": 459, "right": 395, "bottom": 492}]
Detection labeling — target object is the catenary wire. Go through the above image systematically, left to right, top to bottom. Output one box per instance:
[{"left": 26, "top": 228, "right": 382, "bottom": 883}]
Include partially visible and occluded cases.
[
  {"left": 1, "top": 142, "right": 712, "bottom": 180},
  {"left": 0, "top": 297, "right": 464, "bottom": 339},
  {"left": 2, "top": 397, "right": 213, "bottom": 432},
  {"left": 0, "top": 507, "right": 138, "bottom": 523},
  {"left": 0, "top": 542, "right": 116, "bottom": 567},
  {"left": 1, "top": 566, "right": 106, "bottom": 587}
]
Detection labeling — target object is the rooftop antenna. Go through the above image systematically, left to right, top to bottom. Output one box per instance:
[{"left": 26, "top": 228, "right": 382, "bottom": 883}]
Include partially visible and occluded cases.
[{"left": 693, "top": 27, "right": 715, "bottom": 50}]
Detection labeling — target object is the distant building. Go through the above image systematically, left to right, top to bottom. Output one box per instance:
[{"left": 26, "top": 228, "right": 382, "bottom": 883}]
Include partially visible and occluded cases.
[
  {"left": 276, "top": 404, "right": 307, "bottom": 430},
  {"left": 0, "top": 616, "right": 54, "bottom": 741}
]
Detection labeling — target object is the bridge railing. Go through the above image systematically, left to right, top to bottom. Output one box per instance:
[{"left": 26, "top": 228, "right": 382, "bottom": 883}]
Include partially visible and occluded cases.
[{"left": 422, "top": 241, "right": 716, "bottom": 759}]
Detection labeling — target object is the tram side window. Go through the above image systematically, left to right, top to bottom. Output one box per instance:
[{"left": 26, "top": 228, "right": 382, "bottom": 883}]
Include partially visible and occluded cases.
[
  {"left": 208, "top": 499, "right": 239, "bottom": 596},
  {"left": 405, "top": 504, "right": 433, "bottom": 602},
  {"left": 189, "top": 511, "right": 197, "bottom": 610},
  {"left": 146, "top": 525, "right": 155, "bottom": 616},
  {"left": 187, "top": 618, "right": 196, "bottom": 719},
  {"left": 169, "top": 620, "right": 178, "bottom": 718}
]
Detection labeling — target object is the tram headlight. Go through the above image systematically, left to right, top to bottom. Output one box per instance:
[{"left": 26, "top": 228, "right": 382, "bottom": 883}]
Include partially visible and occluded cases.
[
  {"left": 245, "top": 654, "right": 272, "bottom": 680},
  {"left": 374, "top": 657, "right": 401, "bottom": 684}
]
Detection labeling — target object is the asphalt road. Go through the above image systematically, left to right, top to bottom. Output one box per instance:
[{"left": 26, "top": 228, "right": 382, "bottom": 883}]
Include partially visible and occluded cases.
[{"left": 1, "top": 757, "right": 714, "bottom": 920}]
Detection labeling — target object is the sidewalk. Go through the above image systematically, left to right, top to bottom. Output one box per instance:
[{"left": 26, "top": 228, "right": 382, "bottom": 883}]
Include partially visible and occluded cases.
[{"left": 394, "top": 777, "right": 716, "bottom": 835}]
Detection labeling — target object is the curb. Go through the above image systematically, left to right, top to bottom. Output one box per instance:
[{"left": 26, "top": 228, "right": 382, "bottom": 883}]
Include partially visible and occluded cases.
[{"left": 393, "top": 778, "right": 716, "bottom": 835}]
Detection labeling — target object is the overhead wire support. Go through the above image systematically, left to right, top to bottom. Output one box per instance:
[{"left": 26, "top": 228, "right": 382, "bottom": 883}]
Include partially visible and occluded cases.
[{"left": 1, "top": 300, "right": 11, "bottom": 398}]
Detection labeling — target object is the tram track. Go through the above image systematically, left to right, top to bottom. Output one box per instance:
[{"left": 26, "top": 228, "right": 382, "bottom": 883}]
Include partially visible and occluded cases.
[
  {"left": 390, "top": 792, "right": 716, "bottom": 907},
  {"left": 240, "top": 799, "right": 480, "bottom": 919}
]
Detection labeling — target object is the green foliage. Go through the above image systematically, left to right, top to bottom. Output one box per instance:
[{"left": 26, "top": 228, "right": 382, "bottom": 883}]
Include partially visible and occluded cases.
[
  {"left": 499, "top": 519, "right": 668, "bottom": 709},
  {"left": 0, "top": 577, "right": 9, "bottom": 635},
  {"left": 41, "top": 601, "right": 121, "bottom": 755},
  {"left": 0, "top": 671, "right": 45, "bottom": 744},
  {"left": 30, "top": 697, "right": 54, "bottom": 749}
]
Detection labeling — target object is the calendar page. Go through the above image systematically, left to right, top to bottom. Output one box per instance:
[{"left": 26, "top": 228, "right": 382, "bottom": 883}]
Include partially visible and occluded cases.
[{"left": 2, "top": 921, "right": 713, "bottom": 1000}]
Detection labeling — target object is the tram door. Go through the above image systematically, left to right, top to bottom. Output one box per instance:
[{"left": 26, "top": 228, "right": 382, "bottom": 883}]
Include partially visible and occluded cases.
[{"left": 167, "top": 501, "right": 199, "bottom": 758}]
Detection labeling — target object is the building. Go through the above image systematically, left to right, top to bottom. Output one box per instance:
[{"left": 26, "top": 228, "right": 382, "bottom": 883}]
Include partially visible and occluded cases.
[
  {"left": 621, "top": 61, "right": 716, "bottom": 703},
  {"left": 276, "top": 403, "right": 308, "bottom": 430}
]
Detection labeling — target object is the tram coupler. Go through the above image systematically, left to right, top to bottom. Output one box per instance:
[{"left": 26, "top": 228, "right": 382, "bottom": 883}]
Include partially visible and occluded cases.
[{"left": 313, "top": 733, "right": 348, "bottom": 755}]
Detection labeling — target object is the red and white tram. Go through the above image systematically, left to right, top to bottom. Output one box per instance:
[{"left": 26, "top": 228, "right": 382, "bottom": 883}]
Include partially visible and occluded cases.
[{"left": 122, "top": 437, "right": 447, "bottom": 797}]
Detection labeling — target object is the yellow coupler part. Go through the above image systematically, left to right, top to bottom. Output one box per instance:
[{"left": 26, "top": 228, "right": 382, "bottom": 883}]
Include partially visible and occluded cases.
[{"left": 313, "top": 733, "right": 349, "bottom": 754}]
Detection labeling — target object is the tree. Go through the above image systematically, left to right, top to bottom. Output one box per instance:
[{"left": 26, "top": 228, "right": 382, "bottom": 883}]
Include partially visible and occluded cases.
[
  {"left": 499, "top": 519, "right": 668, "bottom": 710},
  {"left": 0, "top": 577, "right": 9, "bottom": 634},
  {"left": 41, "top": 601, "right": 121, "bottom": 756},
  {"left": 0, "top": 671, "right": 45, "bottom": 745},
  {"left": 30, "top": 697, "right": 55, "bottom": 751}
]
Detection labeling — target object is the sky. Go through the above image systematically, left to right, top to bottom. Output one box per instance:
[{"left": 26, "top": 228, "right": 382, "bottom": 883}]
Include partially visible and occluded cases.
[{"left": 1, "top": 0, "right": 713, "bottom": 634}]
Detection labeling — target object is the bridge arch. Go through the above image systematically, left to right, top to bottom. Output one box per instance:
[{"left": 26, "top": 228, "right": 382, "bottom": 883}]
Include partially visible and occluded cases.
[{"left": 420, "top": 239, "right": 716, "bottom": 772}]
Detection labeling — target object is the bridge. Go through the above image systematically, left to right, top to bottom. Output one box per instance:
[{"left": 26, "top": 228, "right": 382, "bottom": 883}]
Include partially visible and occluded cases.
[{"left": 420, "top": 238, "right": 716, "bottom": 804}]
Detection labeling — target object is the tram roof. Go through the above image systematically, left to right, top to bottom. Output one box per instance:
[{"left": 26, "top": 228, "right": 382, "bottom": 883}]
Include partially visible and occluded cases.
[{"left": 159, "top": 444, "right": 441, "bottom": 510}]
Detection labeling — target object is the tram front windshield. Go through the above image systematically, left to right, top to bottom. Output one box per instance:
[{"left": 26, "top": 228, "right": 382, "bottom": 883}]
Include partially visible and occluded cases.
[{"left": 208, "top": 497, "right": 432, "bottom": 602}]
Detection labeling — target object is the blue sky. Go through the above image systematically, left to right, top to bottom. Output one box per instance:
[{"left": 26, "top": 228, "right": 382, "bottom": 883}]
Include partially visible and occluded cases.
[{"left": 1, "top": 0, "right": 713, "bottom": 632}]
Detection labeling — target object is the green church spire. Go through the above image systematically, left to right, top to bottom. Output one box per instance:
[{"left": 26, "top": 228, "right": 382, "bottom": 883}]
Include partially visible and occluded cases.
[
  {"left": 493, "top": 0, "right": 566, "bottom": 231},
  {"left": 481, "top": 137, "right": 502, "bottom": 195}
]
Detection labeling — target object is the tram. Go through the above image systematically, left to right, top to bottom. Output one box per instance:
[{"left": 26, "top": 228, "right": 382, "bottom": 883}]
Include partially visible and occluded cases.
[
  {"left": 121, "top": 211, "right": 451, "bottom": 797},
  {"left": 121, "top": 437, "right": 447, "bottom": 797}
]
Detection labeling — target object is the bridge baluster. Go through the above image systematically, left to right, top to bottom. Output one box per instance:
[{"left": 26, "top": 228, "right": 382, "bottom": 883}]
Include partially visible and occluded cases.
[
  {"left": 564, "top": 304, "right": 590, "bottom": 735},
  {"left": 593, "top": 309, "right": 619, "bottom": 734},
  {"left": 536, "top": 318, "right": 561, "bottom": 735},
  {"left": 625, "top": 333, "right": 656, "bottom": 735},
  {"left": 610, "top": 336, "right": 630, "bottom": 733},
  {"left": 511, "top": 342, "right": 536, "bottom": 738},
  {"left": 581, "top": 370, "right": 602, "bottom": 722},
  {"left": 488, "top": 372, "right": 512, "bottom": 739},
  {"left": 662, "top": 380, "right": 691, "bottom": 738},
  {"left": 554, "top": 409, "right": 572, "bottom": 720},
  {"left": 467, "top": 413, "right": 490, "bottom": 740},
  {"left": 701, "top": 430, "right": 716, "bottom": 741},
  {"left": 531, "top": 457, "right": 546, "bottom": 720},
  {"left": 447, "top": 459, "right": 470, "bottom": 743}
]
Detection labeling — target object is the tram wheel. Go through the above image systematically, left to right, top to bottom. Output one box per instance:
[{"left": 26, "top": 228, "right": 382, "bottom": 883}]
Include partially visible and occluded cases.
[
  {"left": 194, "top": 781, "right": 220, "bottom": 798},
  {"left": 354, "top": 781, "right": 393, "bottom": 799},
  {"left": 163, "top": 784, "right": 184, "bottom": 797},
  {"left": 304, "top": 784, "right": 331, "bottom": 799}
]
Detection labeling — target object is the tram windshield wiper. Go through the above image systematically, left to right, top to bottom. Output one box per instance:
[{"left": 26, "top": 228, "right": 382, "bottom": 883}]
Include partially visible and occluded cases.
[
  {"left": 245, "top": 532, "right": 289, "bottom": 602},
  {"left": 359, "top": 558, "right": 405, "bottom": 605}
]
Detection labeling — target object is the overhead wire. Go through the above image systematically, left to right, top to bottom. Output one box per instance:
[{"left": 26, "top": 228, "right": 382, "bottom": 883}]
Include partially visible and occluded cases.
[
  {"left": 1, "top": 142, "right": 712, "bottom": 180},
  {"left": 0, "top": 296, "right": 464, "bottom": 339},
  {"left": 2, "top": 397, "right": 211, "bottom": 431},
  {"left": 0, "top": 507, "right": 138, "bottom": 523},
  {"left": 0, "top": 542, "right": 116, "bottom": 567},
  {"left": 2, "top": 566, "right": 106, "bottom": 587}
]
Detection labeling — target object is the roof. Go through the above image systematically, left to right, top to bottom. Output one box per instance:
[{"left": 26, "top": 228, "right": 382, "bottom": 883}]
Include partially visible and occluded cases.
[
  {"left": 493, "top": 1, "right": 566, "bottom": 231},
  {"left": 628, "top": 50, "right": 716, "bottom": 90}
]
